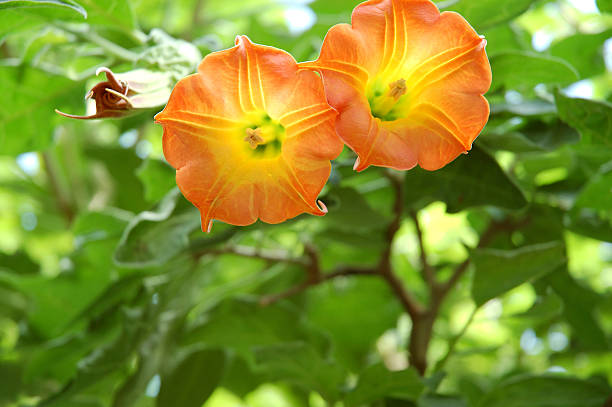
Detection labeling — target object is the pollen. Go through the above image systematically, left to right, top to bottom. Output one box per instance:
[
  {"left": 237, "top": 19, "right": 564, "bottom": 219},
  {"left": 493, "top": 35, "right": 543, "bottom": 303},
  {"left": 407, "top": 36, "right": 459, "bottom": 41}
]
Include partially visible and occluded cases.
[
  {"left": 388, "top": 79, "right": 407, "bottom": 100},
  {"left": 244, "top": 127, "right": 264, "bottom": 149}
]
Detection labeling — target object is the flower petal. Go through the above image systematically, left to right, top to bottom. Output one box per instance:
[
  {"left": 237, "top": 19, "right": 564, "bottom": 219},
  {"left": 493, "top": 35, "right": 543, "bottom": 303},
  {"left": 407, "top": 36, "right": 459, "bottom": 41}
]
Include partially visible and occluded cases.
[
  {"left": 302, "top": 0, "right": 491, "bottom": 171},
  {"left": 156, "top": 37, "right": 342, "bottom": 231}
]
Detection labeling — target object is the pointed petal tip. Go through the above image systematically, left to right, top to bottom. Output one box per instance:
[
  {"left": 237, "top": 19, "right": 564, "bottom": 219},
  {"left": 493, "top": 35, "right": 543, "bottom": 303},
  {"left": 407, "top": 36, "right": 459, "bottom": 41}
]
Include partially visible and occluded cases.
[
  {"left": 235, "top": 35, "right": 252, "bottom": 46},
  {"left": 477, "top": 38, "right": 487, "bottom": 51},
  {"left": 95, "top": 66, "right": 112, "bottom": 77},
  {"left": 55, "top": 108, "right": 97, "bottom": 120},
  {"left": 353, "top": 156, "right": 369, "bottom": 172},
  {"left": 315, "top": 200, "right": 328, "bottom": 215},
  {"left": 201, "top": 212, "right": 214, "bottom": 233}
]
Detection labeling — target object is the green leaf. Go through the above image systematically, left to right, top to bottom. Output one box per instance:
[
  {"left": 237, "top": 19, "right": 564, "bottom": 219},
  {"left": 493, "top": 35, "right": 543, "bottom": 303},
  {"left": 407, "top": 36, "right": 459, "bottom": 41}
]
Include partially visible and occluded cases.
[
  {"left": 0, "top": 0, "right": 86, "bottom": 17},
  {"left": 77, "top": 0, "right": 135, "bottom": 31},
  {"left": 309, "top": 0, "right": 355, "bottom": 16},
  {"left": 444, "top": 0, "right": 536, "bottom": 31},
  {"left": 597, "top": 0, "right": 612, "bottom": 13},
  {"left": 480, "top": 24, "right": 529, "bottom": 56},
  {"left": 549, "top": 30, "right": 612, "bottom": 79},
  {"left": 490, "top": 52, "right": 578, "bottom": 92},
  {"left": 0, "top": 66, "right": 82, "bottom": 156},
  {"left": 554, "top": 90, "right": 612, "bottom": 148},
  {"left": 481, "top": 119, "right": 579, "bottom": 153},
  {"left": 404, "top": 145, "right": 527, "bottom": 212},
  {"left": 85, "top": 147, "right": 148, "bottom": 213},
  {"left": 136, "top": 159, "right": 176, "bottom": 203},
  {"left": 573, "top": 161, "right": 612, "bottom": 212},
  {"left": 322, "top": 186, "right": 388, "bottom": 232},
  {"left": 113, "top": 189, "right": 200, "bottom": 268},
  {"left": 565, "top": 208, "right": 612, "bottom": 242},
  {"left": 471, "top": 241, "right": 566, "bottom": 306},
  {"left": 0, "top": 250, "right": 39, "bottom": 274},
  {"left": 0, "top": 266, "right": 112, "bottom": 338},
  {"left": 543, "top": 268, "right": 608, "bottom": 350},
  {"left": 306, "top": 279, "right": 402, "bottom": 370},
  {"left": 511, "top": 291, "right": 563, "bottom": 322},
  {"left": 184, "top": 297, "right": 328, "bottom": 364},
  {"left": 254, "top": 342, "right": 346, "bottom": 403},
  {"left": 157, "top": 349, "right": 226, "bottom": 407},
  {"left": 0, "top": 362, "right": 22, "bottom": 405},
  {"left": 345, "top": 364, "right": 424, "bottom": 406},
  {"left": 478, "top": 374, "right": 611, "bottom": 407},
  {"left": 418, "top": 395, "right": 468, "bottom": 407}
]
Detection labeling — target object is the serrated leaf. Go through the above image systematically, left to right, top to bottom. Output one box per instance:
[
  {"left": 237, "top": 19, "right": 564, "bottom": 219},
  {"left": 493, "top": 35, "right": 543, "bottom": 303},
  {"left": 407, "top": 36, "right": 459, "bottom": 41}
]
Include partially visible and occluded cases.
[
  {"left": 490, "top": 52, "right": 578, "bottom": 92},
  {"left": 554, "top": 90, "right": 612, "bottom": 148},
  {"left": 404, "top": 145, "right": 527, "bottom": 212},
  {"left": 471, "top": 241, "right": 566, "bottom": 306},
  {"left": 157, "top": 349, "right": 226, "bottom": 407},
  {"left": 345, "top": 364, "right": 424, "bottom": 406},
  {"left": 478, "top": 374, "right": 611, "bottom": 407}
]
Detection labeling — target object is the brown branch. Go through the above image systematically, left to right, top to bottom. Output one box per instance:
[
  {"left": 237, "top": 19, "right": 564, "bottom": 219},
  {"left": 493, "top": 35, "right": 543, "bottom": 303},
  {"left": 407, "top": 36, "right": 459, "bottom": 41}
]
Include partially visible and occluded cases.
[
  {"left": 42, "top": 152, "right": 75, "bottom": 223},
  {"left": 379, "top": 171, "right": 425, "bottom": 320},
  {"left": 409, "top": 210, "right": 437, "bottom": 289},
  {"left": 418, "top": 217, "right": 530, "bottom": 375},
  {"left": 438, "top": 218, "right": 524, "bottom": 298},
  {"left": 197, "top": 245, "right": 308, "bottom": 266},
  {"left": 259, "top": 265, "right": 377, "bottom": 305}
]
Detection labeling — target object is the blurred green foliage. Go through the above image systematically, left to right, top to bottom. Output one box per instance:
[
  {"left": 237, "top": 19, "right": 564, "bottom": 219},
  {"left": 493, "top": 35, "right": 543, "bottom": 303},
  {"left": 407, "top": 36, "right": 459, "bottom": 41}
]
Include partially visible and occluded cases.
[{"left": 0, "top": 0, "right": 611, "bottom": 406}]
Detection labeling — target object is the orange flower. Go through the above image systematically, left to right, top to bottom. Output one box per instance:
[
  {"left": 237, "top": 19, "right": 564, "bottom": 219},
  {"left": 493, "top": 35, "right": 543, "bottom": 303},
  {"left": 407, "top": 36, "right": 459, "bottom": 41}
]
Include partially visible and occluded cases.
[
  {"left": 300, "top": 0, "right": 491, "bottom": 171},
  {"left": 155, "top": 36, "right": 343, "bottom": 232}
]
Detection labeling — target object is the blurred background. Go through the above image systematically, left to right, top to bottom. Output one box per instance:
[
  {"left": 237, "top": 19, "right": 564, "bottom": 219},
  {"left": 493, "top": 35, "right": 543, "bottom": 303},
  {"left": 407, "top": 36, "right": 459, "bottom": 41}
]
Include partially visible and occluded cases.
[{"left": 0, "top": 0, "right": 611, "bottom": 406}]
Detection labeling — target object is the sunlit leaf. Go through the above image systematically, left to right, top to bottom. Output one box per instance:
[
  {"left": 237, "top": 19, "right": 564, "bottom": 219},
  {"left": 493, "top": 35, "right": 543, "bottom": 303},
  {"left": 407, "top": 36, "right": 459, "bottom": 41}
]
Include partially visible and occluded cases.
[
  {"left": 0, "top": 0, "right": 86, "bottom": 17},
  {"left": 444, "top": 0, "right": 536, "bottom": 31},
  {"left": 549, "top": 29, "right": 612, "bottom": 79},
  {"left": 490, "top": 52, "right": 579, "bottom": 91}
]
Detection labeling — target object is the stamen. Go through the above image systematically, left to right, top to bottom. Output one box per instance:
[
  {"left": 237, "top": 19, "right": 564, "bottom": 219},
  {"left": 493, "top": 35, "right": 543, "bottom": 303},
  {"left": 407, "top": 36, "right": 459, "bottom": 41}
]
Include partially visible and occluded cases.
[
  {"left": 388, "top": 78, "right": 407, "bottom": 100},
  {"left": 244, "top": 127, "right": 264, "bottom": 149}
]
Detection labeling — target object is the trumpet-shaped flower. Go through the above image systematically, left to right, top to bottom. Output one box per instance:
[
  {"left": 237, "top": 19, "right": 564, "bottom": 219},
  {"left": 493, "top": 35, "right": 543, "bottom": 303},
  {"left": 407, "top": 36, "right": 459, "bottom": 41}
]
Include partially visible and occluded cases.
[
  {"left": 300, "top": 0, "right": 492, "bottom": 171},
  {"left": 155, "top": 36, "right": 343, "bottom": 231}
]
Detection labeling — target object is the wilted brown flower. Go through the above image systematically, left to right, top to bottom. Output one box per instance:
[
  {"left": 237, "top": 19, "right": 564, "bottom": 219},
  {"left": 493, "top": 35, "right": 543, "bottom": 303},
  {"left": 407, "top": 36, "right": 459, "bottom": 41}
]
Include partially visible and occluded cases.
[{"left": 55, "top": 67, "right": 172, "bottom": 120}]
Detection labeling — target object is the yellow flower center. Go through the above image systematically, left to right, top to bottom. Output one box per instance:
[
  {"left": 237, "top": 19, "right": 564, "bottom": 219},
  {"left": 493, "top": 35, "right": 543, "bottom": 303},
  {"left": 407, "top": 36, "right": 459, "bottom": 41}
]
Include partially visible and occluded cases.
[
  {"left": 368, "top": 77, "right": 409, "bottom": 121},
  {"left": 242, "top": 113, "right": 285, "bottom": 159}
]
